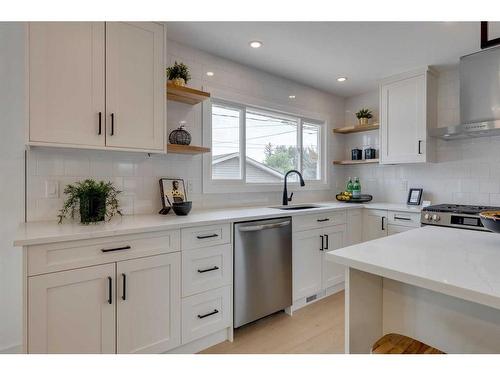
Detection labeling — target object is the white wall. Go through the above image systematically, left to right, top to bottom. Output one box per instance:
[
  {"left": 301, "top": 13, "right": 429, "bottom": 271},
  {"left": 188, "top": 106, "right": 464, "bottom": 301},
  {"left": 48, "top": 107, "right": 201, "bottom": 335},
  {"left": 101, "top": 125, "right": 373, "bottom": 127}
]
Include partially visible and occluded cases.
[
  {"left": 0, "top": 23, "right": 25, "bottom": 352},
  {"left": 26, "top": 39, "right": 345, "bottom": 221},
  {"left": 342, "top": 68, "right": 500, "bottom": 206}
]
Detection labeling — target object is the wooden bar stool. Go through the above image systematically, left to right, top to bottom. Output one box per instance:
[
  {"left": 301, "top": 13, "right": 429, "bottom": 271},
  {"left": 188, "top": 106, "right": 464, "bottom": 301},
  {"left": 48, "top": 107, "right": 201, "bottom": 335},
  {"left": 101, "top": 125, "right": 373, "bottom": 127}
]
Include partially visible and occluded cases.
[{"left": 372, "top": 333, "right": 445, "bottom": 354}]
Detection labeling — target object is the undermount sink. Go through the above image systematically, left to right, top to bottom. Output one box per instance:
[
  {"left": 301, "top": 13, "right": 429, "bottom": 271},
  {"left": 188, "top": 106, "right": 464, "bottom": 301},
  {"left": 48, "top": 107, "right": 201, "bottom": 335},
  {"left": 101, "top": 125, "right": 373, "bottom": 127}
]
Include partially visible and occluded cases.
[{"left": 270, "top": 204, "right": 322, "bottom": 211}]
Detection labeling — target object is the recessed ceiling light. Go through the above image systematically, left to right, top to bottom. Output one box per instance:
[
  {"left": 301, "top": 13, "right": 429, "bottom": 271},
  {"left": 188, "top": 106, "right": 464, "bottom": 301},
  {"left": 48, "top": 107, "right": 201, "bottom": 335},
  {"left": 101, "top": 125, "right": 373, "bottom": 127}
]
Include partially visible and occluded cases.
[
  {"left": 249, "top": 41, "right": 263, "bottom": 49},
  {"left": 206, "top": 71, "right": 214, "bottom": 77},
  {"left": 337, "top": 77, "right": 347, "bottom": 82},
  {"left": 289, "top": 95, "right": 296, "bottom": 99}
]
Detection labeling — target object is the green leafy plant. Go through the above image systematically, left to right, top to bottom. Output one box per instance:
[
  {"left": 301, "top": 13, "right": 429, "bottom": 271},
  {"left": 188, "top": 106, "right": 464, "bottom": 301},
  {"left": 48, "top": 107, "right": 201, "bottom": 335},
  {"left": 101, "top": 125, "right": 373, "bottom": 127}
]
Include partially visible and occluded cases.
[
  {"left": 166, "top": 61, "right": 191, "bottom": 82},
  {"left": 355, "top": 108, "right": 373, "bottom": 119},
  {"left": 57, "top": 179, "right": 122, "bottom": 224}
]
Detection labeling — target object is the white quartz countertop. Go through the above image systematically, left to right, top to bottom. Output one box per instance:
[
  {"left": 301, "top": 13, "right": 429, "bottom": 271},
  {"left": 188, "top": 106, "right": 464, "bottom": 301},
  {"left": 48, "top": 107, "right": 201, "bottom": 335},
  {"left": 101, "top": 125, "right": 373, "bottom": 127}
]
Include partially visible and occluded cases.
[
  {"left": 14, "top": 200, "right": 423, "bottom": 247},
  {"left": 14, "top": 201, "right": 363, "bottom": 246},
  {"left": 327, "top": 226, "right": 500, "bottom": 310}
]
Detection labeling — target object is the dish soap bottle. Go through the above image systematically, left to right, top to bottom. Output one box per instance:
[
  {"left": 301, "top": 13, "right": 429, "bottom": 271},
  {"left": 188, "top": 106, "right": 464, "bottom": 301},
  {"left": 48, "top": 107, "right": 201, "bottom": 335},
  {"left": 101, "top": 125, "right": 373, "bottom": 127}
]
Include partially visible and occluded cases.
[
  {"left": 346, "top": 177, "right": 353, "bottom": 194},
  {"left": 352, "top": 177, "right": 361, "bottom": 198}
]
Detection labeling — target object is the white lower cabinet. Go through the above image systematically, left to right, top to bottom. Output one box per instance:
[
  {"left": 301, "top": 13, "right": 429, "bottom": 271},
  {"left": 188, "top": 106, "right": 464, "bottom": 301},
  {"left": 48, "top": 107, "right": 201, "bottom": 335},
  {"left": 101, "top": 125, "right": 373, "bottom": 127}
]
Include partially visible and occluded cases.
[
  {"left": 346, "top": 209, "right": 363, "bottom": 245},
  {"left": 362, "top": 209, "right": 388, "bottom": 241},
  {"left": 388, "top": 224, "right": 414, "bottom": 236},
  {"left": 322, "top": 225, "right": 346, "bottom": 289},
  {"left": 116, "top": 253, "right": 181, "bottom": 354},
  {"left": 28, "top": 263, "right": 116, "bottom": 354},
  {"left": 181, "top": 286, "right": 232, "bottom": 344}
]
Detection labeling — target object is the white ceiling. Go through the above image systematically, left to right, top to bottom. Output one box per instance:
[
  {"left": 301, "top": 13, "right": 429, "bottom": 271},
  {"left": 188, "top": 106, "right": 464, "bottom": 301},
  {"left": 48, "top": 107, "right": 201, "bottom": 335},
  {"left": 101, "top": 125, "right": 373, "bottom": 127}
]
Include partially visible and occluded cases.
[{"left": 166, "top": 22, "right": 483, "bottom": 97}]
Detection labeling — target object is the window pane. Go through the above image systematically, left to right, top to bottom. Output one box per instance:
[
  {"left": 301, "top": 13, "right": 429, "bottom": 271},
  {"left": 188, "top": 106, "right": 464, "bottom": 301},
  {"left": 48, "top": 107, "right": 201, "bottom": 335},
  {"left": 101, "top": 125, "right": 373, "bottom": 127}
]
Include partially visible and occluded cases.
[
  {"left": 211, "top": 104, "right": 241, "bottom": 180},
  {"left": 245, "top": 109, "right": 299, "bottom": 183},
  {"left": 302, "top": 123, "right": 321, "bottom": 180}
]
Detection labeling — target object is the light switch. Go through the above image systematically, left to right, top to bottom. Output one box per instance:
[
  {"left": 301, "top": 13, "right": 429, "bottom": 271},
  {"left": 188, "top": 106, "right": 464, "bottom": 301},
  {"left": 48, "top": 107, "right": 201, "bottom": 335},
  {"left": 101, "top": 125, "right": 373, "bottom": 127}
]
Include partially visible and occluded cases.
[{"left": 45, "top": 180, "right": 59, "bottom": 199}]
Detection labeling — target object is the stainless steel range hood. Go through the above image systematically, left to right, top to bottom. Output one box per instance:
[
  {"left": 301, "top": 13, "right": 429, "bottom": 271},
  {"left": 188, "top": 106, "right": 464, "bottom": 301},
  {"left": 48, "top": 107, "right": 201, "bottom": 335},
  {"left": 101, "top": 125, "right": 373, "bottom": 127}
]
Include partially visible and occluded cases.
[{"left": 430, "top": 45, "right": 500, "bottom": 140}]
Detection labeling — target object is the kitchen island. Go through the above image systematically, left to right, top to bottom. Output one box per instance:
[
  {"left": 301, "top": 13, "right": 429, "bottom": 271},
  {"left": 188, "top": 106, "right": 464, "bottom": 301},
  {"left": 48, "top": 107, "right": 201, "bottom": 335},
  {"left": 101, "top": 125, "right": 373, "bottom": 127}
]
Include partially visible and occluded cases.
[{"left": 326, "top": 226, "right": 500, "bottom": 354}]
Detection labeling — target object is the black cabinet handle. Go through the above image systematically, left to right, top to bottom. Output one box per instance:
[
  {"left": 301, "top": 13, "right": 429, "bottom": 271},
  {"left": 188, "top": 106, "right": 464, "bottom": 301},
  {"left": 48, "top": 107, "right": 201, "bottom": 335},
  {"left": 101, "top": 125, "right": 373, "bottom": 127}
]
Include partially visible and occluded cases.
[
  {"left": 98, "top": 112, "right": 102, "bottom": 135},
  {"left": 110, "top": 113, "right": 115, "bottom": 136},
  {"left": 418, "top": 140, "right": 422, "bottom": 155},
  {"left": 394, "top": 216, "right": 411, "bottom": 221},
  {"left": 381, "top": 217, "right": 386, "bottom": 231},
  {"left": 317, "top": 218, "right": 330, "bottom": 222},
  {"left": 196, "top": 233, "right": 219, "bottom": 239},
  {"left": 325, "top": 234, "right": 329, "bottom": 250},
  {"left": 320, "top": 235, "right": 324, "bottom": 251},
  {"left": 101, "top": 245, "right": 131, "bottom": 253},
  {"left": 197, "top": 266, "right": 219, "bottom": 273},
  {"left": 122, "top": 273, "right": 126, "bottom": 301},
  {"left": 107, "top": 276, "right": 112, "bottom": 304},
  {"left": 198, "top": 309, "right": 219, "bottom": 319}
]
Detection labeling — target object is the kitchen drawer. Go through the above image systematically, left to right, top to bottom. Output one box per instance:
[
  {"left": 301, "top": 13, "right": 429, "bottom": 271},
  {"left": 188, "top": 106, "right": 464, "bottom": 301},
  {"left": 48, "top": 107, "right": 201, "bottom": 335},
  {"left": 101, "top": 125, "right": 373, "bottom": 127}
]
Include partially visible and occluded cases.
[
  {"left": 293, "top": 210, "right": 346, "bottom": 232},
  {"left": 387, "top": 211, "right": 421, "bottom": 228},
  {"left": 181, "top": 224, "right": 231, "bottom": 250},
  {"left": 388, "top": 224, "right": 416, "bottom": 236},
  {"left": 27, "top": 230, "right": 180, "bottom": 276},
  {"left": 182, "top": 244, "right": 232, "bottom": 297},
  {"left": 181, "top": 286, "right": 232, "bottom": 344}
]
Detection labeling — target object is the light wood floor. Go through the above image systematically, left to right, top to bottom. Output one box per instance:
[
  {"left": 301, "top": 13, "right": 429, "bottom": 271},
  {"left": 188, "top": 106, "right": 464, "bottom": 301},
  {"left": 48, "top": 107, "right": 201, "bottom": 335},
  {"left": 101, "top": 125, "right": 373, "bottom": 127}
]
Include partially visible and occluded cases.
[{"left": 201, "top": 291, "right": 345, "bottom": 354}]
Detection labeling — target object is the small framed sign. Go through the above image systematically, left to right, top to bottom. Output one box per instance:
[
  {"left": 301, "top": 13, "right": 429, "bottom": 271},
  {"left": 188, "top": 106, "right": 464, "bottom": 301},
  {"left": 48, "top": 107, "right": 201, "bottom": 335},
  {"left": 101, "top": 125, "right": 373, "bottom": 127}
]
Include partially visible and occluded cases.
[{"left": 407, "top": 188, "right": 423, "bottom": 206}]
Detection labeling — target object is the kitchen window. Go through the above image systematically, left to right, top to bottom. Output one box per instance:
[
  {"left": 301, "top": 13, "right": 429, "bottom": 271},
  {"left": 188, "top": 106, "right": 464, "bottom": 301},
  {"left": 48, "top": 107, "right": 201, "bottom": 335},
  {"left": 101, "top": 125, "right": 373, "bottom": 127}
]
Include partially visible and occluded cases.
[{"left": 204, "top": 99, "right": 326, "bottom": 192}]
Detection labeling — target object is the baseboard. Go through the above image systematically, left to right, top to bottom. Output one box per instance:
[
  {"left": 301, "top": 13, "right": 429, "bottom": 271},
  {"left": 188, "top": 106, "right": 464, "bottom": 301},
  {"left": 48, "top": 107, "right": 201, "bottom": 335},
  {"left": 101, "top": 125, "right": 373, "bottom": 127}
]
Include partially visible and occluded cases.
[
  {"left": 165, "top": 328, "right": 230, "bottom": 354},
  {"left": 0, "top": 344, "right": 22, "bottom": 354}
]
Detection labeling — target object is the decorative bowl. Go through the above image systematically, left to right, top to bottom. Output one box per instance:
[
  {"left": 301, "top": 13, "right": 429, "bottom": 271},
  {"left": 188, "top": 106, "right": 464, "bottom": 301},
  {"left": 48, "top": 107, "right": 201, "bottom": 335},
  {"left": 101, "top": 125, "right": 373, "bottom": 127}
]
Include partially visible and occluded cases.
[
  {"left": 172, "top": 201, "right": 192, "bottom": 216},
  {"left": 479, "top": 211, "right": 500, "bottom": 233}
]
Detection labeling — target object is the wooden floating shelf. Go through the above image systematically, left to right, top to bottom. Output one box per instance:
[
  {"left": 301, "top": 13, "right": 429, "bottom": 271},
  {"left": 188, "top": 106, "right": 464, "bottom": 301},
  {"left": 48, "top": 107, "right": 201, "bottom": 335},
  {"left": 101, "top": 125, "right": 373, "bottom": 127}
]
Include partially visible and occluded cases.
[
  {"left": 166, "top": 83, "right": 211, "bottom": 105},
  {"left": 333, "top": 124, "right": 379, "bottom": 134},
  {"left": 167, "top": 144, "right": 211, "bottom": 154},
  {"left": 332, "top": 159, "right": 379, "bottom": 165}
]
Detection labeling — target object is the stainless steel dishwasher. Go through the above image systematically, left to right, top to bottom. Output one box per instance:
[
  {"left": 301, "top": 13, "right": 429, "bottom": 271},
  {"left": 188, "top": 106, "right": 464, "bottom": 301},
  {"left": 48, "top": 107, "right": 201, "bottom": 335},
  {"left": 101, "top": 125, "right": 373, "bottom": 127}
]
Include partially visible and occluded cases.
[{"left": 234, "top": 217, "right": 292, "bottom": 328}]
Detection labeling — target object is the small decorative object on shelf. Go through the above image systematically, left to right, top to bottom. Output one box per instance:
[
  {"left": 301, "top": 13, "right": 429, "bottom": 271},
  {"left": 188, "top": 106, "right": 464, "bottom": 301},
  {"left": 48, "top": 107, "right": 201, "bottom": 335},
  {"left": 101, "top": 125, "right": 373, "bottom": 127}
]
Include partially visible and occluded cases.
[
  {"left": 166, "top": 61, "right": 191, "bottom": 87},
  {"left": 355, "top": 108, "right": 373, "bottom": 127},
  {"left": 169, "top": 121, "right": 192, "bottom": 145},
  {"left": 351, "top": 148, "right": 362, "bottom": 160},
  {"left": 159, "top": 177, "right": 192, "bottom": 215},
  {"left": 57, "top": 179, "right": 122, "bottom": 224}
]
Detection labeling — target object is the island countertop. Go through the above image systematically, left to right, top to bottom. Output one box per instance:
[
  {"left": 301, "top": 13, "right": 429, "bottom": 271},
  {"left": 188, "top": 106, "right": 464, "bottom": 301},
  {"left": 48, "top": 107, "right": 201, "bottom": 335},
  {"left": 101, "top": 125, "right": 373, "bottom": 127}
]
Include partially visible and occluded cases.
[{"left": 327, "top": 226, "right": 500, "bottom": 310}]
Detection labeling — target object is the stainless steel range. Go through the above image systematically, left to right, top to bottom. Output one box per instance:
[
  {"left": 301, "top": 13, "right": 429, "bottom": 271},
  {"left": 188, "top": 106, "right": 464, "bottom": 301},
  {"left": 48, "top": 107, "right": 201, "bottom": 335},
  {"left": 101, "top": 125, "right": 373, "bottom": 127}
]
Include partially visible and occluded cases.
[{"left": 421, "top": 204, "right": 500, "bottom": 231}]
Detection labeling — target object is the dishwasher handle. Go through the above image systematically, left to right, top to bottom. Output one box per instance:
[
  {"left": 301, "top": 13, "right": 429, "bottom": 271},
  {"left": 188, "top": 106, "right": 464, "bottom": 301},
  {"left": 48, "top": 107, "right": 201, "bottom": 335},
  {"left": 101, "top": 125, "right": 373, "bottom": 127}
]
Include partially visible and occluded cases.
[{"left": 238, "top": 220, "right": 291, "bottom": 232}]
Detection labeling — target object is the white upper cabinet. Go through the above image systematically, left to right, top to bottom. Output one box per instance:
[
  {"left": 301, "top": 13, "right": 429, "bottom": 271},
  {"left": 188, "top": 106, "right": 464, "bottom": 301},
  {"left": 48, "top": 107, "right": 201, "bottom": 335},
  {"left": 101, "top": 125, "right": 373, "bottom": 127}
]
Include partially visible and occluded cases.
[
  {"left": 28, "top": 22, "right": 166, "bottom": 153},
  {"left": 29, "top": 22, "right": 106, "bottom": 147},
  {"left": 105, "top": 22, "right": 165, "bottom": 151},
  {"left": 379, "top": 67, "right": 437, "bottom": 164}
]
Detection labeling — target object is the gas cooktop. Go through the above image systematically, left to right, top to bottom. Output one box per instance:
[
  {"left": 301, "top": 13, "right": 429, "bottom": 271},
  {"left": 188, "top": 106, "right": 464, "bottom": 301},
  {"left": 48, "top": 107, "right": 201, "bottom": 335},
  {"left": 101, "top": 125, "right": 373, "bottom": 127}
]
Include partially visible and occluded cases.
[
  {"left": 421, "top": 204, "right": 500, "bottom": 231},
  {"left": 422, "top": 204, "right": 500, "bottom": 215}
]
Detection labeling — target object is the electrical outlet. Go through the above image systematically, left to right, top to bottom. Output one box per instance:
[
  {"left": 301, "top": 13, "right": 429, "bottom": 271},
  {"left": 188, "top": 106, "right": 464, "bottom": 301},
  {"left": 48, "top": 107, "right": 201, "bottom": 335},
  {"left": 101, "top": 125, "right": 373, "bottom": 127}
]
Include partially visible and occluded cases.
[
  {"left": 44, "top": 180, "right": 59, "bottom": 199},
  {"left": 186, "top": 180, "right": 193, "bottom": 194},
  {"left": 400, "top": 180, "right": 408, "bottom": 192}
]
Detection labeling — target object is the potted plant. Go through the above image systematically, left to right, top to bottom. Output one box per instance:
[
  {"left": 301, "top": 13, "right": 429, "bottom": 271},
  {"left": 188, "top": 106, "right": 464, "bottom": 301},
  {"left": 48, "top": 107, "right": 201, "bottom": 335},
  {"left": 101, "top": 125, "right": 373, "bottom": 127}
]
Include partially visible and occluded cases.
[
  {"left": 166, "top": 61, "right": 191, "bottom": 87},
  {"left": 355, "top": 108, "right": 373, "bottom": 126},
  {"left": 57, "top": 179, "right": 122, "bottom": 224}
]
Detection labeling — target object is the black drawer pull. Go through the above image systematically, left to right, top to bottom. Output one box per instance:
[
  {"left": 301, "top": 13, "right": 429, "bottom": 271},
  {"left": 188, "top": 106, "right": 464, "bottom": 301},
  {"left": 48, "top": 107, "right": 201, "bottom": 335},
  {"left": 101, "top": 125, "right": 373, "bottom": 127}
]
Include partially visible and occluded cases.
[
  {"left": 98, "top": 112, "right": 102, "bottom": 135},
  {"left": 110, "top": 113, "right": 115, "bottom": 136},
  {"left": 394, "top": 216, "right": 411, "bottom": 221},
  {"left": 317, "top": 218, "right": 330, "bottom": 222},
  {"left": 196, "top": 233, "right": 219, "bottom": 239},
  {"left": 325, "top": 234, "right": 329, "bottom": 250},
  {"left": 320, "top": 235, "right": 324, "bottom": 251},
  {"left": 101, "top": 245, "right": 131, "bottom": 253},
  {"left": 197, "top": 266, "right": 219, "bottom": 273},
  {"left": 122, "top": 273, "right": 127, "bottom": 301},
  {"left": 107, "top": 276, "right": 112, "bottom": 304},
  {"left": 198, "top": 309, "right": 219, "bottom": 319}
]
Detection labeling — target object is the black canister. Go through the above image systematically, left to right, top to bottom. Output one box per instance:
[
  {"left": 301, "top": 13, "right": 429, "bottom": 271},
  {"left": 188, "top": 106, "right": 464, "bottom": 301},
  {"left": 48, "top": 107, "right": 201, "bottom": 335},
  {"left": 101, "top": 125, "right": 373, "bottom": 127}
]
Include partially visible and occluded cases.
[
  {"left": 351, "top": 148, "right": 362, "bottom": 160},
  {"left": 364, "top": 148, "right": 376, "bottom": 159}
]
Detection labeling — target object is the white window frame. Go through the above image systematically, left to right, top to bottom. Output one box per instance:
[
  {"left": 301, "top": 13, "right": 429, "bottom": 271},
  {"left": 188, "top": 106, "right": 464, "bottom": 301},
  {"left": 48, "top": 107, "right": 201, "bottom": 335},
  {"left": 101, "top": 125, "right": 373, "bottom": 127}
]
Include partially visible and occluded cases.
[{"left": 202, "top": 98, "right": 328, "bottom": 194}]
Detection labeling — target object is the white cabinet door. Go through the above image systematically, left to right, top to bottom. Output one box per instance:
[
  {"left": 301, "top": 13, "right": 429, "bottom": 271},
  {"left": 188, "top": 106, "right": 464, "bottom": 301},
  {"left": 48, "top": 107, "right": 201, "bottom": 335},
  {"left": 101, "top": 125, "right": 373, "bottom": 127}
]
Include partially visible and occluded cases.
[
  {"left": 29, "top": 22, "right": 105, "bottom": 147},
  {"left": 106, "top": 22, "right": 165, "bottom": 151},
  {"left": 380, "top": 68, "right": 436, "bottom": 164},
  {"left": 346, "top": 209, "right": 363, "bottom": 245},
  {"left": 362, "top": 209, "right": 388, "bottom": 242},
  {"left": 388, "top": 224, "right": 415, "bottom": 236},
  {"left": 322, "top": 225, "right": 346, "bottom": 289},
  {"left": 293, "top": 228, "right": 324, "bottom": 301},
  {"left": 116, "top": 253, "right": 181, "bottom": 353},
  {"left": 28, "top": 264, "right": 115, "bottom": 353}
]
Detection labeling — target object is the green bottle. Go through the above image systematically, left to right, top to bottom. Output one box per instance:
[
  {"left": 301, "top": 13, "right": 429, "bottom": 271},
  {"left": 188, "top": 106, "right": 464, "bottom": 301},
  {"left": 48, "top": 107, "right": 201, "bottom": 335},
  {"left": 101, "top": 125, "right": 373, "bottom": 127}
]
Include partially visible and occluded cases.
[
  {"left": 346, "top": 177, "right": 353, "bottom": 193},
  {"left": 352, "top": 177, "right": 361, "bottom": 198}
]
